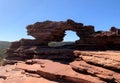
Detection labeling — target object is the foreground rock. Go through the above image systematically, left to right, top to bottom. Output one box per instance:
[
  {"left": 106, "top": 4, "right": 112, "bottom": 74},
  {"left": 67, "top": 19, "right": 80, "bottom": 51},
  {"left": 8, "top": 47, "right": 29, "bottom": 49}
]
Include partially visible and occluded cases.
[
  {"left": 1, "top": 51, "right": 120, "bottom": 83},
  {"left": 79, "top": 51, "right": 120, "bottom": 70},
  {"left": 0, "top": 59, "right": 105, "bottom": 83},
  {"left": 0, "top": 61, "right": 58, "bottom": 83},
  {"left": 70, "top": 61, "right": 120, "bottom": 83}
]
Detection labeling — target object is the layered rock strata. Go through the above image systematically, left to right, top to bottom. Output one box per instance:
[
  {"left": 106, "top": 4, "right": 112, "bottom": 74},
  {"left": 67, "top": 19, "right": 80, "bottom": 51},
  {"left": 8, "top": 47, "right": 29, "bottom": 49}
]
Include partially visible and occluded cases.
[
  {"left": 2, "top": 19, "right": 120, "bottom": 83},
  {"left": 6, "top": 19, "right": 120, "bottom": 59},
  {"left": 1, "top": 51, "right": 120, "bottom": 83}
]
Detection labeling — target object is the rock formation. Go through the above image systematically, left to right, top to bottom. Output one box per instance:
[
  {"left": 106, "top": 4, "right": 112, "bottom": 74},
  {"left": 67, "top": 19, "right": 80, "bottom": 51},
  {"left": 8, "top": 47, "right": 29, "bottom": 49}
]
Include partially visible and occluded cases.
[
  {"left": 1, "top": 19, "right": 120, "bottom": 83},
  {"left": 6, "top": 19, "right": 120, "bottom": 60},
  {"left": 26, "top": 19, "right": 94, "bottom": 42},
  {"left": 1, "top": 51, "right": 120, "bottom": 83}
]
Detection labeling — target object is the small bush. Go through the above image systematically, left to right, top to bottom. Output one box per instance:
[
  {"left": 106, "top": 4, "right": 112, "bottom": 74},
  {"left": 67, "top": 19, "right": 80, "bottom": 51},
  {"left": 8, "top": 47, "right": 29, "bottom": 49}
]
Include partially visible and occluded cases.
[{"left": 48, "top": 42, "right": 65, "bottom": 47}]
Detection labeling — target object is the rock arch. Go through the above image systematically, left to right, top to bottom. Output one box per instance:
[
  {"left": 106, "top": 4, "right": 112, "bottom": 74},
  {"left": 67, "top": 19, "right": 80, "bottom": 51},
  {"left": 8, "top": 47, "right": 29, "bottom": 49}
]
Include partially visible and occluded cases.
[
  {"left": 6, "top": 19, "right": 120, "bottom": 61},
  {"left": 27, "top": 19, "right": 95, "bottom": 44}
]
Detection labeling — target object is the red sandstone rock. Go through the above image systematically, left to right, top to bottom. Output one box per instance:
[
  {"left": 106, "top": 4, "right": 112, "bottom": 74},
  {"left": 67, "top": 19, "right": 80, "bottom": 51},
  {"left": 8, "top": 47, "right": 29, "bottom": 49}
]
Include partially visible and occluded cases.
[
  {"left": 6, "top": 19, "right": 120, "bottom": 61},
  {"left": 27, "top": 19, "right": 86, "bottom": 42},
  {"left": 3, "top": 20, "right": 120, "bottom": 83},
  {"left": 1, "top": 50, "right": 120, "bottom": 83},
  {"left": 80, "top": 52, "right": 120, "bottom": 70},
  {"left": 15, "top": 59, "right": 105, "bottom": 83},
  {"left": 0, "top": 61, "right": 58, "bottom": 83},
  {"left": 70, "top": 61, "right": 120, "bottom": 82}
]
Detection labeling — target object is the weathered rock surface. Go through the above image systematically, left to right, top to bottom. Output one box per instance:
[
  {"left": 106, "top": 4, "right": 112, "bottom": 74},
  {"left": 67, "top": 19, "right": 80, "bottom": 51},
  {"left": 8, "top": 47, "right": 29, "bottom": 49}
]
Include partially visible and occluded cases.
[
  {"left": 2, "top": 19, "right": 120, "bottom": 83},
  {"left": 6, "top": 19, "right": 120, "bottom": 61},
  {"left": 27, "top": 19, "right": 87, "bottom": 42},
  {"left": 6, "top": 20, "right": 120, "bottom": 61},
  {"left": 26, "top": 20, "right": 120, "bottom": 49},
  {"left": 27, "top": 20, "right": 120, "bottom": 49},
  {"left": 1, "top": 51, "right": 120, "bottom": 83},
  {"left": 80, "top": 51, "right": 120, "bottom": 70},
  {"left": 0, "top": 59, "right": 105, "bottom": 83},
  {"left": 0, "top": 61, "right": 58, "bottom": 83},
  {"left": 70, "top": 61, "right": 120, "bottom": 83}
]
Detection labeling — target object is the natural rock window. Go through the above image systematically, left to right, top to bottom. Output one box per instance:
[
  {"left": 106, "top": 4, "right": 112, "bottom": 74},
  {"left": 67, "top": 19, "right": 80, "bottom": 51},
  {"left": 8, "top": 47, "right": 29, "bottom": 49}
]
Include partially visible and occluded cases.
[{"left": 63, "top": 30, "right": 80, "bottom": 42}]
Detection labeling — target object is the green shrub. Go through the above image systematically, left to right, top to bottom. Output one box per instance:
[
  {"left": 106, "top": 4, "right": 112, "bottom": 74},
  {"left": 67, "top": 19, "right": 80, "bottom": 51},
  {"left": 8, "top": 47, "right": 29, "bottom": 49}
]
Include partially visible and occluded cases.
[{"left": 48, "top": 41, "right": 65, "bottom": 47}]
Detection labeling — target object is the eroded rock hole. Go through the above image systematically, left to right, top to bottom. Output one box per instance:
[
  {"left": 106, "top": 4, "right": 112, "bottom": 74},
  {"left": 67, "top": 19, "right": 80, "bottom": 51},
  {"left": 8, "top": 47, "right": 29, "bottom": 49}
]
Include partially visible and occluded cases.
[
  {"left": 48, "top": 30, "right": 80, "bottom": 47},
  {"left": 63, "top": 30, "right": 80, "bottom": 42}
]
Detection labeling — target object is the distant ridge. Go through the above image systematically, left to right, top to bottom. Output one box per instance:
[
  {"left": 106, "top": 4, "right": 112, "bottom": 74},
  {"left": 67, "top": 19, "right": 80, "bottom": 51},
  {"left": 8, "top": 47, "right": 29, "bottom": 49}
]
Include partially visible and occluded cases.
[{"left": 0, "top": 41, "right": 11, "bottom": 50}]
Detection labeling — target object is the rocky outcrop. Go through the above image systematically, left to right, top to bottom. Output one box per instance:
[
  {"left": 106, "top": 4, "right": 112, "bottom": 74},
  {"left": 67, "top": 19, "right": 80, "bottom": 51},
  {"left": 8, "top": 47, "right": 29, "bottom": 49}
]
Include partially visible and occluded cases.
[
  {"left": 2, "top": 19, "right": 120, "bottom": 83},
  {"left": 5, "top": 19, "right": 95, "bottom": 60},
  {"left": 6, "top": 19, "right": 120, "bottom": 59},
  {"left": 26, "top": 19, "right": 94, "bottom": 43},
  {"left": 26, "top": 19, "right": 120, "bottom": 49},
  {"left": 1, "top": 51, "right": 120, "bottom": 83}
]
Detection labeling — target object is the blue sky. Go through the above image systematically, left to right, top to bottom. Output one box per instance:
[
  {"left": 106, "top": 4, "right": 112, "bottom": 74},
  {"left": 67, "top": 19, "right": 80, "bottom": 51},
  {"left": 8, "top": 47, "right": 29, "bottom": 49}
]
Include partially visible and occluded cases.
[{"left": 0, "top": 0, "right": 120, "bottom": 41}]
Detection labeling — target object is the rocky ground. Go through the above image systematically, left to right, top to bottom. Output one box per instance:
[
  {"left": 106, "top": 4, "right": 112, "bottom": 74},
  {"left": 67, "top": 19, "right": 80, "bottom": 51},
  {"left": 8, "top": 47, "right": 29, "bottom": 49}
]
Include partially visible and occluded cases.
[{"left": 0, "top": 50, "right": 120, "bottom": 83}]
